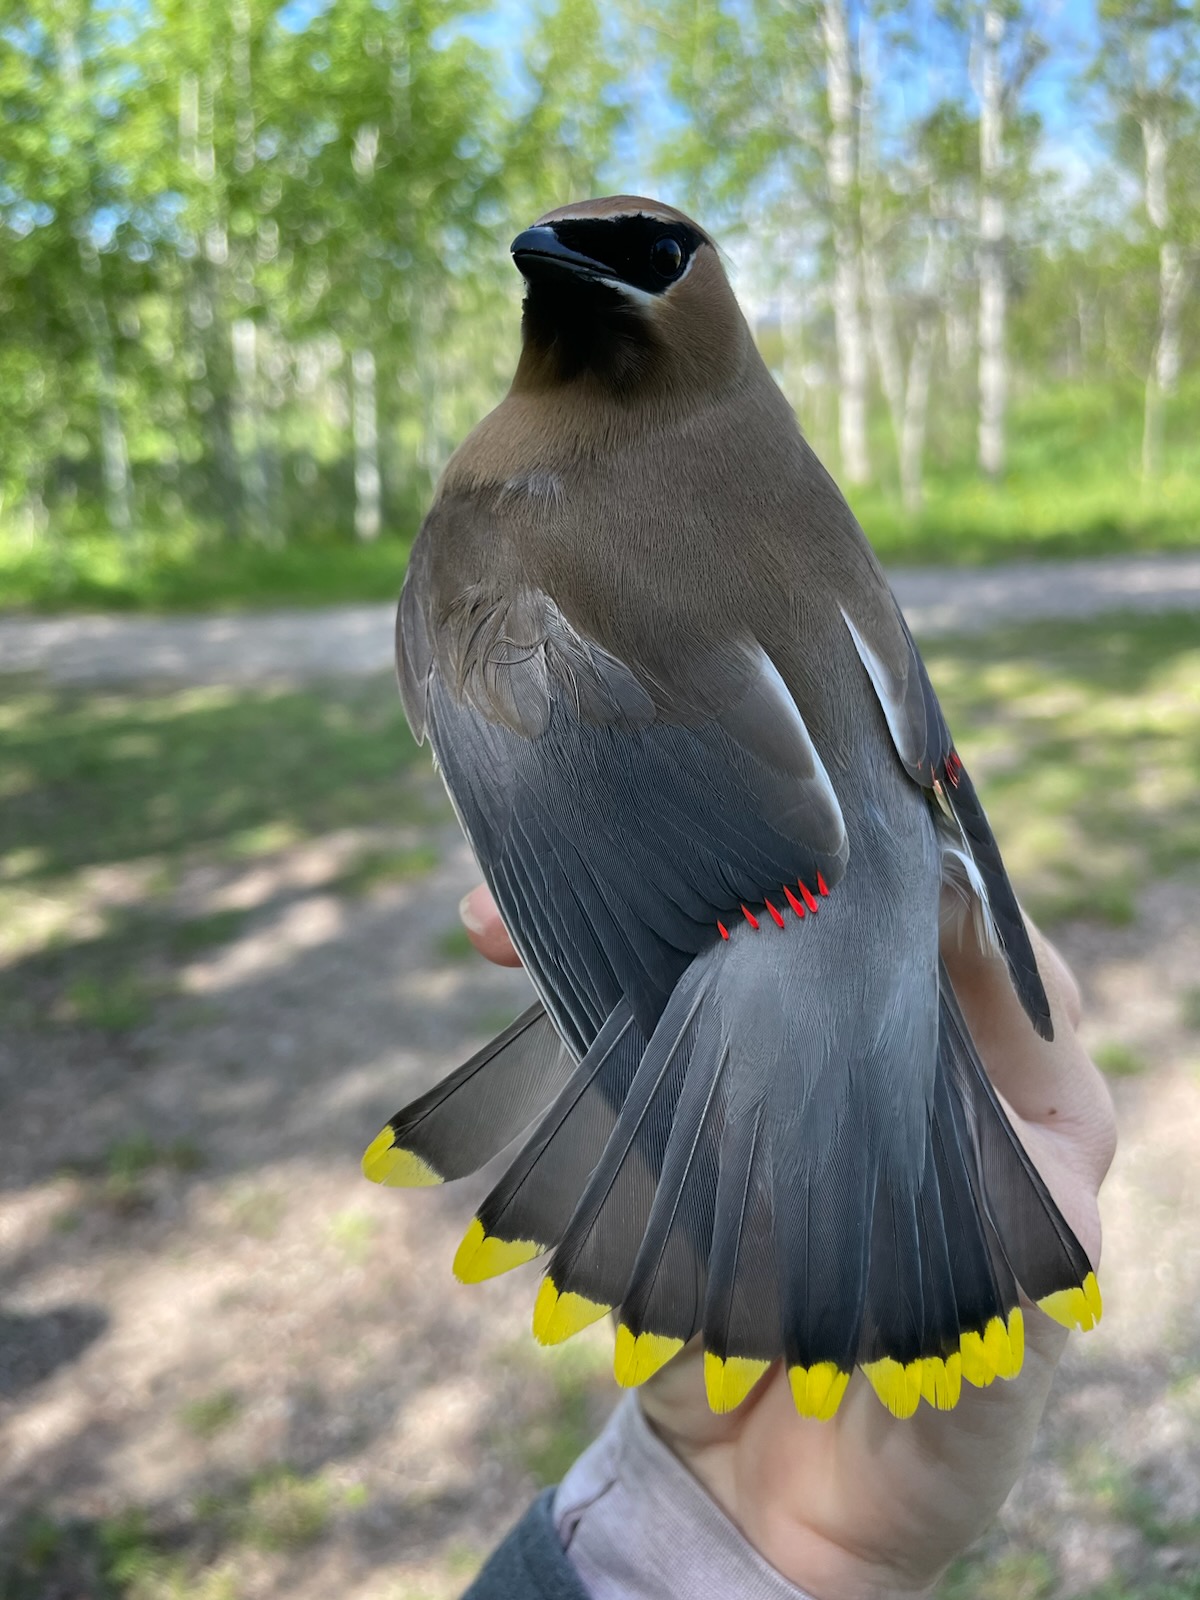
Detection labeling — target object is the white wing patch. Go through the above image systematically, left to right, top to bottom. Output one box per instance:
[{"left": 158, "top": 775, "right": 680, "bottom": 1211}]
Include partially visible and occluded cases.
[
  {"left": 839, "top": 606, "right": 922, "bottom": 772},
  {"left": 725, "top": 647, "right": 849, "bottom": 867},
  {"left": 940, "top": 841, "right": 1001, "bottom": 956}
]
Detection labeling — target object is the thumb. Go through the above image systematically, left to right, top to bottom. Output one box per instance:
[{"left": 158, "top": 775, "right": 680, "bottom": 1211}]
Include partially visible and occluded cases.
[{"left": 459, "top": 883, "right": 523, "bottom": 967}]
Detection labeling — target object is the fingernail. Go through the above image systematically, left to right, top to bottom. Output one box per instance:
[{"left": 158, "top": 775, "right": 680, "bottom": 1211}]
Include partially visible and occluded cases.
[{"left": 459, "top": 892, "right": 485, "bottom": 935}]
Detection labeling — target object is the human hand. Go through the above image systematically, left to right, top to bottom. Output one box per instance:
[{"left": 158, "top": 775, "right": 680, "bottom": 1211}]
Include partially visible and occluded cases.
[{"left": 458, "top": 884, "right": 1117, "bottom": 1599}]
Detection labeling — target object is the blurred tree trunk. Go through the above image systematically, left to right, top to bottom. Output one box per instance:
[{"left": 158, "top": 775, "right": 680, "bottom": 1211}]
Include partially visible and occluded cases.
[
  {"left": 228, "top": 0, "right": 271, "bottom": 541},
  {"left": 822, "top": 0, "right": 869, "bottom": 486},
  {"left": 977, "top": 2, "right": 1006, "bottom": 479},
  {"left": 857, "top": 20, "right": 903, "bottom": 467},
  {"left": 58, "top": 25, "right": 135, "bottom": 540},
  {"left": 180, "top": 70, "right": 241, "bottom": 535},
  {"left": 1140, "top": 115, "right": 1189, "bottom": 480},
  {"left": 350, "top": 124, "right": 382, "bottom": 542},
  {"left": 900, "top": 234, "right": 941, "bottom": 514},
  {"left": 79, "top": 239, "right": 134, "bottom": 539},
  {"left": 231, "top": 317, "right": 270, "bottom": 542},
  {"left": 351, "top": 348, "right": 381, "bottom": 541}
]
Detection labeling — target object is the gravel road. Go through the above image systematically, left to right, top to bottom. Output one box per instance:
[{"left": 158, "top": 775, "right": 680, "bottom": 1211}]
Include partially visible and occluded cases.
[{"left": 2, "top": 551, "right": 1198, "bottom": 686}]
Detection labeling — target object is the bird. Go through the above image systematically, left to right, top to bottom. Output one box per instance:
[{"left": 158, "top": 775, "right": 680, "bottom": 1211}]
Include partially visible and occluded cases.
[{"left": 362, "top": 195, "right": 1102, "bottom": 1420}]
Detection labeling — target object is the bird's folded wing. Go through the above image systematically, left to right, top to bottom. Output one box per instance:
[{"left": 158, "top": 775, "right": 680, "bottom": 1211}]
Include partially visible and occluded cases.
[
  {"left": 398, "top": 540, "right": 849, "bottom": 1057},
  {"left": 839, "top": 595, "right": 1051, "bottom": 1037}
]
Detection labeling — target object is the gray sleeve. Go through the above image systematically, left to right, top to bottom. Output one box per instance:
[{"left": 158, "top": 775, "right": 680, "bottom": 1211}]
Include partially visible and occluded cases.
[
  {"left": 552, "top": 1394, "right": 818, "bottom": 1600},
  {"left": 462, "top": 1488, "right": 592, "bottom": 1600}
]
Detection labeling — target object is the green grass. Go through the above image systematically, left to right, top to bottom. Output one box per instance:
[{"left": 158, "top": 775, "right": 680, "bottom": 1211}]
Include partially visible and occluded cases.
[
  {"left": 855, "top": 379, "right": 1200, "bottom": 568},
  {"left": 4, "top": 380, "right": 1200, "bottom": 613},
  {"left": 0, "top": 524, "right": 413, "bottom": 614},
  {"left": 925, "top": 613, "right": 1200, "bottom": 928},
  {"left": 2, "top": 615, "right": 1196, "bottom": 1064},
  {"left": 0, "top": 675, "right": 436, "bottom": 1035},
  {"left": 0, "top": 677, "right": 423, "bottom": 886},
  {"left": 333, "top": 843, "right": 441, "bottom": 896},
  {"left": 436, "top": 923, "right": 477, "bottom": 960},
  {"left": 65, "top": 972, "right": 160, "bottom": 1032},
  {"left": 1094, "top": 1042, "right": 1148, "bottom": 1078},
  {"left": 77, "top": 1134, "right": 207, "bottom": 1211},
  {"left": 226, "top": 1186, "right": 288, "bottom": 1241},
  {"left": 325, "top": 1207, "right": 379, "bottom": 1265},
  {"left": 493, "top": 1338, "right": 613, "bottom": 1488},
  {"left": 179, "top": 1389, "right": 241, "bottom": 1441},
  {"left": 194, "top": 1466, "right": 364, "bottom": 1554},
  {"left": 0, "top": 1467, "right": 367, "bottom": 1598},
  {"left": 0, "top": 1509, "right": 238, "bottom": 1600},
  {"left": 938, "top": 1550, "right": 1055, "bottom": 1600}
]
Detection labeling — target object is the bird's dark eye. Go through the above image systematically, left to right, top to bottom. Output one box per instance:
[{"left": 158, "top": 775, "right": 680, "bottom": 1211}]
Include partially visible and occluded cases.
[{"left": 650, "top": 235, "right": 684, "bottom": 280}]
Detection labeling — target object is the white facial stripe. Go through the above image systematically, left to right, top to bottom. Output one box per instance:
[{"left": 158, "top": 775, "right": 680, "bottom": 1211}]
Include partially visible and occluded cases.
[
  {"left": 598, "top": 254, "right": 697, "bottom": 305},
  {"left": 598, "top": 277, "right": 656, "bottom": 305}
]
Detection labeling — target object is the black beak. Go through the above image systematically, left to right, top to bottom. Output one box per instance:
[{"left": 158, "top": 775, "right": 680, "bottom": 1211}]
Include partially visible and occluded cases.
[{"left": 511, "top": 226, "right": 610, "bottom": 285}]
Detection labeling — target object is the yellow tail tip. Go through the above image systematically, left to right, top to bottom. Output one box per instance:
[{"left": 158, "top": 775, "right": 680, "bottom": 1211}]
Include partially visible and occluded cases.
[
  {"left": 361, "top": 1127, "right": 441, "bottom": 1187},
  {"left": 453, "top": 1218, "right": 543, "bottom": 1284},
  {"left": 1039, "top": 1271, "right": 1103, "bottom": 1332},
  {"left": 531, "top": 1278, "right": 610, "bottom": 1346},
  {"left": 984, "top": 1312, "right": 1024, "bottom": 1381},
  {"left": 613, "top": 1325, "right": 684, "bottom": 1387},
  {"left": 959, "top": 1327, "right": 997, "bottom": 1388},
  {"left": 704, "top": 1353, "right": 771, "bottom": 1413},
  {"left": 919, "top": 1353, "right": 962, "bottom": 1411},
  {"left": 863, "top": 1356, "right": 923, "bottom": 1419},
  {"left": 788, "top": 1361, "right": 849, "bottom": 1420}
]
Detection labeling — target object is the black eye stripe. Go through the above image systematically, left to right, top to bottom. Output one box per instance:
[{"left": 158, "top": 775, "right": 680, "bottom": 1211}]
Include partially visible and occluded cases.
[{"left": 549, "top": 216, "right": 703, "bottom": 296}]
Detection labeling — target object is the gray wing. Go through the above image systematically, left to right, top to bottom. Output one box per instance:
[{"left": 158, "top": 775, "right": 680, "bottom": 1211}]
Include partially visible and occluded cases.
[
  {"left": 400, "top": 530, "right": 848, "bottom": 1057},
  {"left": 840, "top": 598, "right": 1052, "bottom": 1038}
]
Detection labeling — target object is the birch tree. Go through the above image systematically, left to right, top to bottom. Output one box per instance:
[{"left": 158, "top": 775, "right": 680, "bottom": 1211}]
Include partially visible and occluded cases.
[
  {"left": 823, "top": 0, "right": 869, "bottom": 484},
  {"left": 969, "top": 2, "right": 1045, "bottom": 477},
  {"left": 1095, "top": 2, "right": 1199, "bottom": 480},
  {"left": 976, "top": 3, "right": 1005, "bottom": 477},
  {"left": 45, "top": 5, "right": 137, "bottom": 538}
]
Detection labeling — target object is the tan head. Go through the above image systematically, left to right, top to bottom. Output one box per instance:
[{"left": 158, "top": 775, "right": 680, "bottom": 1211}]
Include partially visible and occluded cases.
[{"left": 509, "top": 195, "right": 753, "bottom": 406}]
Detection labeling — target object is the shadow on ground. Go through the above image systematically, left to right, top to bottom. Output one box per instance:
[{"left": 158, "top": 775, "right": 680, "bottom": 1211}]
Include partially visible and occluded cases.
[{"left": 2, "top": 620, "right": 1199, "bottom": 1598}]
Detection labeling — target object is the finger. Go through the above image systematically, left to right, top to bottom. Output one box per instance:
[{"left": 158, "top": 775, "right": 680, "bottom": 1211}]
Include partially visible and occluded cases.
[
  {"left": 459, "top": 884, "right": 523, "bottom": 967},
  {"left": 943, "top": 908, "right": 1115, "bottom": 1202}
]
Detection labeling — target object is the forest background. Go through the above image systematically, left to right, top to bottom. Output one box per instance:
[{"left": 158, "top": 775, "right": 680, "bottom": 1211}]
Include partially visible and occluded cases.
[
  {"left": 3, "top": 0, "right": 1200, "bottom": 612},
  {"left": 4, "top": 8, "right": 1200, "bottom": 1598}
]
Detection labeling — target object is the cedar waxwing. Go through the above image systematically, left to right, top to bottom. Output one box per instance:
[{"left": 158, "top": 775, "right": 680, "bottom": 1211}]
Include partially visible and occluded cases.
[{"left": 363, "top": 196, "right": 1101, "bottom": 1420}]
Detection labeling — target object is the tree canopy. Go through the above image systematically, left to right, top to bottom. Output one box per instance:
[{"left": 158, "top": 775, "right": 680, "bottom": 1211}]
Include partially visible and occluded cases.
[{"left": 1, "top": 0, "right": 1198, "bottom": 577}]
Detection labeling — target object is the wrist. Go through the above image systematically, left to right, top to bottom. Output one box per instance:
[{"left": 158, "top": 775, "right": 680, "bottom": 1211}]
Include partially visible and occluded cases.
[
  {"left": 555, "top": 1394, "right": 823, "bottom": 1600},
  {"left": 648, "top": 1411, "right": 933, "bottom": 1600}
]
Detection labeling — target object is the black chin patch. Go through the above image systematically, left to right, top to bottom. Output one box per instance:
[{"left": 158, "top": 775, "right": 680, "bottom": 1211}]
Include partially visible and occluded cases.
[
  {"left": 519, "top": 213, "right": 706, "bottom": 389},
  {"left": 521, "top": 277, "right": 660, "bottom": 391}
]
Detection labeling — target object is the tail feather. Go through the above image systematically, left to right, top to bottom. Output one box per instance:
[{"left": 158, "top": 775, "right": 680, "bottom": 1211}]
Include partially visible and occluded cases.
[
  {"left": 944, "top": 764, "right": 1053, "bottom": 1040},
  {"left": 493, "top": 846, "right": 609, "bottom": 1053},
  {"left": 370, "top": 858, "right": 1098, "bottom": 1419},
  {"left": 940, "top": 972, "right": 1095, "bottom": 1305},
  {"left": 541, "top": 985, "right": 704, "bottom": 1328},
  {"left": 462, "top": 1002, "right": 647, "bottom": 1288},
  {"left": 362, "top": 1003, "right": 571, "bottom": 1187},
  {"left": 618, "top": 1033, "right": 727, "bottom": 1374},
  {"left": 929, "top": 1068, "right": 1011, "bottom": 1371},
  {"left": 701, "top": 1101, "right": 779, "bottom": 1410},
  {"left": 774, "top": 1128, "right": 872, "bottom": 1416},
  {"left": 912, "top": 1139, "right": 962, "bottom": 1360}
]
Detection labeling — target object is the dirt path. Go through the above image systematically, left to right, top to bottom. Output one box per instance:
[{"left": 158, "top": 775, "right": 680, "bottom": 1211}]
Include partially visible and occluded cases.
[
  {"left": 3, "top": 551, "right": 1199, "bottom": 686},
  {"left": 2, "top": 588, "right": 1199, "bottom": 1597},
  {"left": 3, "top": 820, "right": 1198, "bottom": 1598}
]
